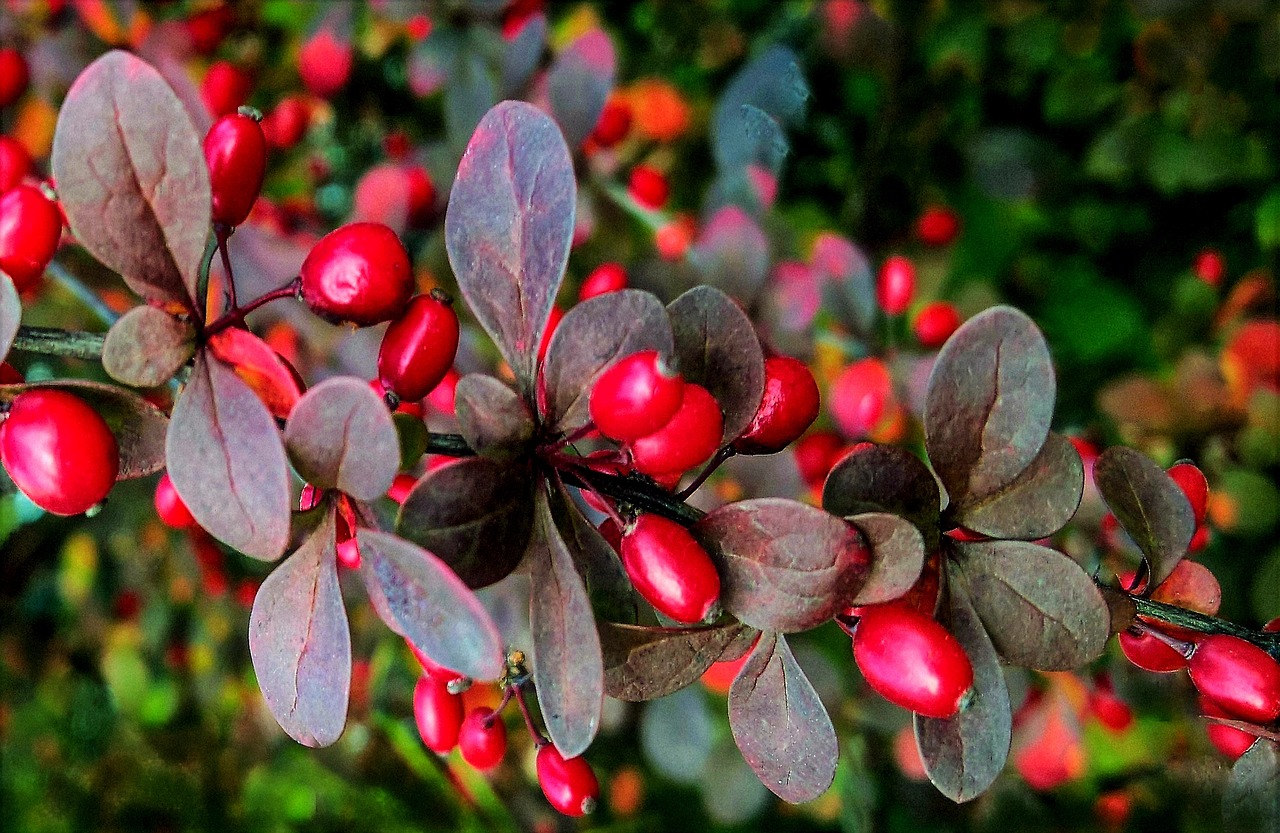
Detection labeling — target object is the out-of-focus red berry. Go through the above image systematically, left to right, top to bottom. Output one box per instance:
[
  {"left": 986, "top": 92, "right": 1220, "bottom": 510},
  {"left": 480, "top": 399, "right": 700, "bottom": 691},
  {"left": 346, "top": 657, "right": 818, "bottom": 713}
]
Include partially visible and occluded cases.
[
  {"left": 299, "top": 28, "right": 353, "bottom": 98},
  {"left": 0, "top": 48, "right": 29, "bottom": 108},
  {"left": 201, "top": 61, "right": 252, "bottom": 118},
  {"left": 590, "top": 96, "right": 632, "bottom": 147},
  {"left": 0, "top": 135, "right": 32, "bottom": 194},
  {"left": 628, "top": 165, "right": 669, "bottom": 210},
  {"left": 915, "top": 204, "right": 961, "bottom": 247},
  {"left": 1192, "top": 249, "right": 1226, "bottom": 287},
  {"left": 876, "top": 255, "right": 916, "bottom": 316},
  {"left": 578, "top": 263, "right": 628, "bottom": 302},
  {"left": 912, "top": 301, "right": 962, "bottom": 349},
  {"left": 793, "top": 430, "right": 846, "bottom": 489}
]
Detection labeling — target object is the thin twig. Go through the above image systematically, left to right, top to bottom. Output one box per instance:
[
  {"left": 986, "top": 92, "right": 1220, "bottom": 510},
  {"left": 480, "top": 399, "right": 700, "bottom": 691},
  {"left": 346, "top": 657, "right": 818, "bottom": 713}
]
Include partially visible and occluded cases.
[{"left": 10, "top": 326, "right": 107, "bottom": 360}]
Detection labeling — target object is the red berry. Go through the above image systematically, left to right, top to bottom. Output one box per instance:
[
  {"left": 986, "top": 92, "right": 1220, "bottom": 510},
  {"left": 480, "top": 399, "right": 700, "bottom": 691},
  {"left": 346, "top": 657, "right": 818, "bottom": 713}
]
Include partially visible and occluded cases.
[
  {"left": 186, "top": 5, "right": 234, "bottom": 55},
  {"left": 299, "top": 27, "right": 353, "bottom": 98},
  {"left": 0, "top": 48, "right": 29, "bottom": 109},
  {"left": 201, "top": 61, "right": 252, "bottom": 118},
  {"left": 261, "top": 96, "right": 311, "bottom": 149},
  {"left": 591, "top": 96, "right": 632, "bottom": 148},
  {"left": 204, "top": 110, "right": 267, "bottom": 227},
  {"left": 0, "top": 135, "right": 32, "bottom": 194},
  {"left": 628, "top": 165, "right": 669, "bottom": 210},
  {"left": 406, "top": 167, "right": 436, "bottom": 228},
  {"left": 0, "top": 183, "right": 62, "bottom": 292},
  {"left": 916, "top": 204, "right": 961, "bottom": 247},
  {"left": 655, "top": 218, "right": 693, "bottom": 260},
  {"left": 300, "top": 222, "right": 414, "bottom": 326},
  {"left": 1192, "top": 249, "right": 1225, "bottom": 287},
  {"left": 876, "top": 255, "right": 916, "bottom": 316},
  {"left": 578, "top": 262, "right": 628, "bottom": 302},
  {"left": 377, "top": 292, "right": 460, "bottom": 402},
  {"left": 912, "top": 301, "right": 962, "bottom": 349},
  {"left": 538, "top": 303, "right": 565, "bottom": 363},
  {"left": 589, "top": 350, "right": 684, "bottom": 443},
  {"left": 734, "top": 356, "right": 820, "bottom": 455},
  {"left": 830, "top": 357, "right": 892, "bottom": 438},
  {"left": 0, "top": 362, "right": 24, "bottom": 384},
  {"left": 426, "top": 367, "right": 459, "bottom": 416},
  {"left": 630, "top": 383, "right": 723, "bottom": 477},
  {"left": 0, "top": 389, "right": 119, "bottom": 516},
  {"left": 793, "top": 430, "right": 846, "bottom": 490},
  {"left": 1167, "top": 461, "right": 1209, "bottom": 527},
  {"left": 155, "top": 471, "right": 197, "bottom": 529},
  {"left": 387, "top": 473, "right": 416, "bottom": 505},
  {"left": 620, "top": 513, "right": 721, "bottom": 624},
  {"left": 852, "top": 603, "right": 974, "bottom": 718},
  {"left": 1265, "top": 617, "right": 1280, "bottom": 634},
  {"left": 1118, "top": 629, "right": 1188, "bottom": 673},
  {"left": 1188, "top": 635, "right": 1280, "bottom": 725},
  {"left": 407, "top": 640, "right": 465, "bottom": 686},
  {"left": 413, "top": 674, "right": 463, "bottom": 754},
  {"left": 1087, "top": 676, "right": 1133, "bottom": 732},
  {"left": 1202, "top": 698, "right": 1259, "bottom": 760},
  {"left": 458, "top": 707, "right": 507, "bottom": 770},
  {"left": 536, "top": 745, "right": 599, "bottom": 817}
]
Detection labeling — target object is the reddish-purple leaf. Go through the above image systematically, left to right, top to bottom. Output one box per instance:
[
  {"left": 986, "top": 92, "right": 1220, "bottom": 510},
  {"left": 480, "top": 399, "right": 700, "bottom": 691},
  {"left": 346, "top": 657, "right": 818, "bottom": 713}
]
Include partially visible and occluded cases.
[
  {"left": 500, "top": 12, "right": 546, "bottom": 96},
  {"left": 547, "top": 28, "right": 615, "bottom": 148},
  {"left": 51, "top": 51, "right": 210, "bottom": 309},
  {"left": 446, "top": 101, "right": 574, "bottom": 396},
  {"left": 690, "top": 207, "right": 771, "bottom": 305},
  {"left": 812, "top": 232, "right": 876, "bottom": 340},
  {"left": 0, "top": 274, "right": 18, "bottom": 362},
  {"left": 667, "top": 285, "right": 766, "bottom": 443},
  {"left": 541, "top": 289, "right": 673, "bottom": 434},
  {"left": 101, "top": 305, "right": 195, "bottom": 388},
  {"left": 924, "top": 306, "right": 1055, "bottom": 505},
  {"left": 206, "top": 328, "right": 303, "bottom": 421},
  {"left": 166, "top": 353, "right": 291, "bottom": 561},
  {"left": 454, "top": 374, "right": 534, "bottom": 460},
  {"left": 284, "top": 378, "right": 399, "bottom": 501},
  {"left": 0, "top": 379, "right": 168, "bottom": 480},
  {"left": 952, "top": 432, "right": 1084, "bottom": 540},
  {"left": 822, "top": 444, "right": 942, "bottom": 549},
  {"left": 1093, "top": 446, "right": 1195, "bottom": 591},
  {"left": 396, "top": 457, "right": 534, "bottom": 589},
  {"left": 549, "top": 481, "right": 637, "bottom": 624},
  {"left": 529, "top": 485, "right": 603, "bottom": 758},
  {"left": 696, "top": 498, "right": 870, "bottom": 633},
  {"left": 249, "top": 508, "right": 350, "bottom": 748},
  {"left": 846, "top": 513, "right": 926, "bottom": 607},
  {"left": 356, "top": 529, "right": 505, "bottom": 681},
  {"left": 952, "top": 539, "right": 1110, "bottom": 670},
  {"left": 914, "top": 572, "right": 1012, "bottom": 803},
  {"left": 602, "top": 621, "right": 748, "bottom": 702},
  {"left": 728, "top": 632, "right": 838, "bottom": 803},
  {"left": 1225, "top": 739, "right": 1279, "bottom": 833}
]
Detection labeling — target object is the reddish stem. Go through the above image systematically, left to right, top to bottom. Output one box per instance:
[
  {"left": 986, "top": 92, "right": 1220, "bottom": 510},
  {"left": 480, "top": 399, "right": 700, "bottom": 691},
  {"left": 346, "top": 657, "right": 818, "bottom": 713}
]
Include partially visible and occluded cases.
[
  {"left": 214, "top": 223, "right": 238, "bottom": 313},
  {"left": 203, "top": 277, "right": 300, "bottom": 337},
  {"left": 677, "top": 445, "right": 736, "bottom": 500},
  {"left": 513, "top": 684, "right": 549, "bottom": 746}
]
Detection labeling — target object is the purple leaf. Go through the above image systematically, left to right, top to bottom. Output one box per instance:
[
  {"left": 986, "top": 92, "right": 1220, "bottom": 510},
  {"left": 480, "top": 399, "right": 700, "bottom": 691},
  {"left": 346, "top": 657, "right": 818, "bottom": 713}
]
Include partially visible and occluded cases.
[
  {"left": 500, "top": 13, "right": 547, "bottom": 96},
  {"left": 547, "top": 28, "right": 616, "bottom": 148},
  {"left": 712, "top": 46, "right": 808, "bottom": 172},
  {"left": 51, "top": 51, "right": 210, "bottom": 309},
  {"left": 446, "top": 101, "right": 575, "bottom": 396},
  {"left": 689, "top": 207, "right": 771, "bottom": 305},
  {"left": 812, "top": 232, "right": 876, "bottom": 341},
  {"left": 0, "top": 274, "right": 18, "bottom": 362},
  {"left": 667, "top": 285, "right": 766, "bottom": 443},
  {"left": 541, "top": 289, "right": 673, "bottom": 434},
  {"left": 101, "top": 305, "right": 195, "bottom": 389},
  {"left": 924, "top": 306, "right": 1055, "bottom": 505},
  {"left": 166, "top": 353, "right": 291, "bottom": 561},
  {"left": 454, "top": 374, "right": 534, "bottom": 459},
  {"left": 284, "top": 377, "right": 399, "bottom": 501},
  {"left": 0, "top": 379, "right": 169, "bottom": 480},
  {"left": 953, "top": 432, "right": 1084, "bottom": 540},
  {"left": 822, "top": 443, "right": 942, "bottom": 549},
  {"left": 1093, "top": 445, "right": 1195, "bottom": 591},
  {"left": 396, "top": 457, "right": 535, "bottom": 589},
  {"left": 549, "top": 481, "right": 637, "bottom": 624},
  {"left": 529, "top": 485, "right": 603, "bottom": 758},
  {"left": 696, "top": 498, "right": 870, "bottom": 633},
  {"left": 249, "top": 508, "right": 350, "bottom": 747},
  {"left": 846, "top": 513, "right": 926, "bottom": 606},
  {"left": 356, "top": 529, "right": 505, "bottom": 681},
  {"left": 953, "top": 539, "right": 1110, "bottom": 670},
  {"left": 914, "top": 571, "right": 1012, "bottom": 803},
  {"left": 602, "top": 621, "right": 748, "bottom": 702},
  {"left": 728, "top": 632, "right": 838, "bottom": 803},
  {"left": 1225, "top": 739, "right": 1279, "bottom": 833}
]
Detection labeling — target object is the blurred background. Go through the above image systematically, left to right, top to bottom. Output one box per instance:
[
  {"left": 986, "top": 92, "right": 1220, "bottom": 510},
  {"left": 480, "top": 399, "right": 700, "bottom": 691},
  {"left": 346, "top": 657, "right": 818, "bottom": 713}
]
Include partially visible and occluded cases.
[{"left": 1, "top": 1, "right": 1277, "bottom": 831}]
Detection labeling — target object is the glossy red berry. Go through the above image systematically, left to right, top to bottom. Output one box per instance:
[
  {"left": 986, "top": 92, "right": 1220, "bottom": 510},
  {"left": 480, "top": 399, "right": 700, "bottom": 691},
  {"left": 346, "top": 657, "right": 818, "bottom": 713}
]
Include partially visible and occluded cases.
[
  {"left": 299, "top": 27, "right": 353, "bottom": 98},
  {"left": 0, "top": 48, "right": 29, "bottom": 109},
  {"left": 201, "top": 61, "right": 252, "bottom": 118},
  {"left": 591, "top": 96, "right": 632, "bottom": 147},
  {"left": 205, "top": 109, "right": 267, "bottom": 227},
  {"left": 0, "top": 135, "right": 32, "bottom": 194},
  {"left": 629, "top": 165, "right": 669, "bottom": 210},
  {"left": 0, "top": 183, "right": 62, "bottom": 292},
  {"left": 916, "top": 204, "right": 961, "bottom": 247},
  {"left": 300, "top": 222, "right": 414, "bottom": 326},
  {"left": 1192, "top": 249, "right": 1225, "bottom": 287},
  {"left": 876, "top": 255, "right": 916, "bottom": 316},
  {"left": 578, "top": 262, "right": 628, "bottom": 301},
  {"left": 377, "top": 292, "right": 460, "bottom": 402},
  {"left": 912, "top": 301, "right": 963, "bottom": 349},
  {"left": 589, "top": 350, "right": 684, "bottom": 443},
  {"left": 735, "top": 356, "right": 820, "bottom": 455},
  {"left": 630, "top": 383, "right": 723, "bottom": 477},
  {"left": 0, "top": 389, "right": 119, "bottom": 516},
  {"left": 793, "top": 430, "right": 846, "bottom": 490},
  {"left": 1167, "top": 461, "right": 1209, "bottom": 527},
  {"left": 155, "top": 471, "right": 197, "bottom": 529},
  {"left": 620, "top": 513, "right": 721, "bottom": 624},
  {"left": 852, "top": 603, "right": 974, "bottom": 718},
  {"left": 1118, "top": 629, "right": 1188, "bottom": 673},
  {"left": 1188, "top": 634, "right": 1280, "bottom": 725},
  {"left": 413, "top": 674, "right": 463, "bottom": 754},
  {"left": 1202, "top": 698, "right": 1259, "bottom": 760},
  {"left": 458, "top": 707, "right": 507, "bottom": 770},
  {"left": 536, "top": 745, "right": 599, "bottom": 817}
]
